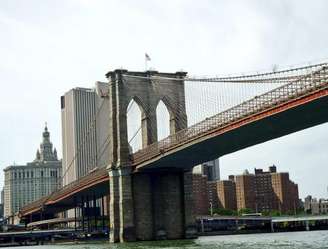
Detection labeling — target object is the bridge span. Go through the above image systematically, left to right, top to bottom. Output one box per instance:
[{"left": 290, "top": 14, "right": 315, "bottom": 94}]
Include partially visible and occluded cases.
[{"left": 19, "top": 63, "right": 328, "bottom": 242}]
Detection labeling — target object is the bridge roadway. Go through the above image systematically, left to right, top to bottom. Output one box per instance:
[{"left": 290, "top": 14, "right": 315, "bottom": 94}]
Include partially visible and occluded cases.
[
  {"left": 20, "top": 67, "right": 328, "bottom": 221},
  {"left": 135, "top": 87, "right": 328, "bottom": 171},
  {"left": 20, "top": 168, "right": 109, "bottom": 217}
]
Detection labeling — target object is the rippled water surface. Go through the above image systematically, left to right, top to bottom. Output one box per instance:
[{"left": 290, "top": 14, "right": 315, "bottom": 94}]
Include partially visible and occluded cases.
[{"left": 9, "top": 231, "right": 328, "bottom": 249}]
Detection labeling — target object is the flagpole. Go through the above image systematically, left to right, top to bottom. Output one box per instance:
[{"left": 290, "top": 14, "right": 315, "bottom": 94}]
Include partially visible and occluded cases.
[{"left": 145, "top": 53, "right": 151, "bottom": 71}]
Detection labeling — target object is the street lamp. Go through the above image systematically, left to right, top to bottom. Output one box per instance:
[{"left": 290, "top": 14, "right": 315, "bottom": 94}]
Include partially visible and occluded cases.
[{"left": 210, "top": 202, "right": 213, "bottom": 216}]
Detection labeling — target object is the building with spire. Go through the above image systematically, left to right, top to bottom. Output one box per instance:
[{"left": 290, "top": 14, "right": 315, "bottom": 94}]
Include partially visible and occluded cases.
[{"left": 3, "top": 125, "right": 62, "bottom": 219}]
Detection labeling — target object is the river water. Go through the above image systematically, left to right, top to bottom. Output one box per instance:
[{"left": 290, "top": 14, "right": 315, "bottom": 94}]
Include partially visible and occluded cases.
[{"left": 8, "top": 231, "right": 328, "bottom": 249}]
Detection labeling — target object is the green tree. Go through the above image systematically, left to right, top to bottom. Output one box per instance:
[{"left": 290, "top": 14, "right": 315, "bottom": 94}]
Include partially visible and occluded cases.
[
  {"left": 212, "top": 208, "right": 237, "bottom": 216},
  {"left": 238, "top": 208, "right": 254, "bottom": 216}
]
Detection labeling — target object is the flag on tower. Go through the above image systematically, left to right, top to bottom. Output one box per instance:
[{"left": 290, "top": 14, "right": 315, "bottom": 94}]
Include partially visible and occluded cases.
[{"left": 145, "top": 53, "right": 151, "bottom": 61}]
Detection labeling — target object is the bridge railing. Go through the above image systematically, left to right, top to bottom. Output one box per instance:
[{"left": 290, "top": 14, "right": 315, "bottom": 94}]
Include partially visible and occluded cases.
[
  {"left": 132, "top": 64, "right": 328, "bottom": 165},
  {"left": 20, "top": 167, "right": 108, "bottom": 215},
  {"left": 48, "top": 167, "right": 108, "bottom": 202}
]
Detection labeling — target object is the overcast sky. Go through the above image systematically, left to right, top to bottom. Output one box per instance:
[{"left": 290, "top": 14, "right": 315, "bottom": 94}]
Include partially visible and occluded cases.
[{"left": 1, "top": 0, "right": 328, "bottom": 199}]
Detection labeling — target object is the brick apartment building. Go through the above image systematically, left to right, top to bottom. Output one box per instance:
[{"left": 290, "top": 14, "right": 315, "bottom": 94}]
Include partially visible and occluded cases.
[
  {"left": 192, "top": 160, "right": 220, "bottom": 215},
  {"left": 192, "top": 165, "right": 299, "bottom": 215},
  {"left": 220, "top": 166, "right": 299, "bottom": 213},
  {"left": 235, "top": 172, "right": 257, "bottom": 211},
  {"left": 192, "top": 173, "right": 209, "bottom": 215},
  {"left": 217, "top": 179, "right": 237, "bottom": 210}
]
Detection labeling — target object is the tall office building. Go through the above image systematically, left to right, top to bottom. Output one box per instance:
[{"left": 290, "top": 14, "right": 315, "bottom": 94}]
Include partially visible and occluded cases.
[
  {"left": 61, "top": 82, "right": 110, "bottom": 185},
  {"left": 3, "top": 126, "right": 61, "bottom": 218},
  {"left": 193, "top": 158, "right": 220, "bottom": 181},
  {"left": 203, "top": 159, "right": 220, "bottom": 181}
]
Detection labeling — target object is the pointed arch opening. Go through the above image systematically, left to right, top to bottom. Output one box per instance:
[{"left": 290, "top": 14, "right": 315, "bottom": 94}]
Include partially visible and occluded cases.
[
  {"left": 127, "top": 98, "right": 144, "bottom": 153},
  {"left": 156, "top": 100, "right": 171, "bottom": 141}
]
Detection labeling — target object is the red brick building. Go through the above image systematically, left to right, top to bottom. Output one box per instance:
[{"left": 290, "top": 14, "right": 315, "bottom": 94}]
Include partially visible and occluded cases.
[
  {"left": 192, "top": 165, "right": 298, "bottom": 215},
  {"left": 217, "top": 166, "right": 299, "bottom": 213},
  {"left": 235, "top": 172, "right": 256, "bottom": 211},
  {"left": 192, "top": 173, "right": 209, "bottom": 215},
  {"left": 217, "top": 180, "right": 237, "bottom": 210}
]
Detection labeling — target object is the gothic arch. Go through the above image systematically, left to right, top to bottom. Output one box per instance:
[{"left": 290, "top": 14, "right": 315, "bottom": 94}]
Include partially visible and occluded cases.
[
  {"left": 106, "top": 69, "right": 187, "bottom": 167},
  {"left": 126, "top": 95, "right": 147, "bottom": 119},
  {"left": 156, "top": 96, "right": 174, "bottom": 118},
  {"left": 126, "top": 98, "right": 144, "bottom": 153},
  {"left": 156, "top": 99, "right": 171, "bottom": 140}
]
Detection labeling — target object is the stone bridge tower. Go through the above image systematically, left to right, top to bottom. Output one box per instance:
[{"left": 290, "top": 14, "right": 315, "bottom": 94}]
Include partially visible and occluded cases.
[{"left": 105, "top": 69, "right": 196, "bottom": 242}]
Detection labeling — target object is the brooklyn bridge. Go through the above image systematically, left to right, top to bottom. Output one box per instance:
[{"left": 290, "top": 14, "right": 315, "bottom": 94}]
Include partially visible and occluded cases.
[{"left": 19, "top": 62, "right": 328, "bottom": 242}]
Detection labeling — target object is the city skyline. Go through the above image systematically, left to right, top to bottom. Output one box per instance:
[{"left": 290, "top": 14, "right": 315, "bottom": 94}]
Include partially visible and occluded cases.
[{"left": 1, "top": 0, "right": 328, "bottom": 199}]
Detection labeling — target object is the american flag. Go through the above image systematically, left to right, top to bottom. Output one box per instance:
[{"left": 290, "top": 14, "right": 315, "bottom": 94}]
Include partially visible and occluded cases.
[{"left": 145, "top": 53, "right": 151, "bottom": 61}]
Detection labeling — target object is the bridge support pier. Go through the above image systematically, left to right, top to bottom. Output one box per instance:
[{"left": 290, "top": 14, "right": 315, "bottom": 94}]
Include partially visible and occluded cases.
[
  {"left": 108, "top": 168, "right": 197, "bottom": 243},
  {"left": 109, "top": 168, "right": 136, "bottom": 242}
]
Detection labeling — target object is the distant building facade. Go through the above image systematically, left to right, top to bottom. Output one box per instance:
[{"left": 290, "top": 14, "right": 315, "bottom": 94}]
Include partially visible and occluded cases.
[
  {"left": 61, "top": 83, "right": 110, "bottom": 185},
  {"left": 3, "top": 126, "right": 61, "bottom": 218},
  {"left": 192, "top": 159, "right": 221, "bottom": 215},
  {"left": 193, "top": 159, "right": 220, "bottom": 181},
  {"left": 202, "top": 159, "right": 220, "bottom": 181},
  {"left": 217, "top": 166, "right": 299, "bottom": 213},
  {"left": 235, "top": 172, "right": 256, "bottom": 211},
  {"left": 192, "top": 173, "right": 209, "bottom": 215},
  {"left": 217, "top": 180, "right": 237, "bottom": 210},
  {"left": 207, "top": 181, "right": 219, "bottom": 211},
  {"left": 0, "top": 189, "right": 3, "bottom": 219},
  {"left": 304, "top": 195, "right": 328, "bottom": 215}
]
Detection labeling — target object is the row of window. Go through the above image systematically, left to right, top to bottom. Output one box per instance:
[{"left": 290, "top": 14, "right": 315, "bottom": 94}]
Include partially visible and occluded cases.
[
  {"left": 12, "top": 170, "right": 59, "bottom": 179},
  {"left": 14, "top": 171, "right": 34, "bottom": 178}
]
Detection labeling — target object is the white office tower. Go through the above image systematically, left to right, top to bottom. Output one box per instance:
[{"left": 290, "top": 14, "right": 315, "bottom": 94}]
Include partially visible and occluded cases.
[{"left": 61, "top": 82, "right": 110, "bottom": 186}]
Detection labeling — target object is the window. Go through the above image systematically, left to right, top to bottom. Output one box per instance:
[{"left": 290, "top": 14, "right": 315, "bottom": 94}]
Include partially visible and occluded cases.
[
  {"left": 61, "top": 96, "right": 65, "bottom": 109},
  {"left": 41, "top": 171, "right": 43, "bottom": 177},
  {"left": 27, "top": 172, "right": 29, "bottom": 178},
  {"left": 31, "top": 172, "right": 34, "bottom": 178}
]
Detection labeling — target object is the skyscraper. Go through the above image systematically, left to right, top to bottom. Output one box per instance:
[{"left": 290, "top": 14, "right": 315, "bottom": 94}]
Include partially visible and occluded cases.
[
  {"left": 61, "top": 82, "right": 110, "bottom": 185},
  {"left": 193, "top": 158, "right": 220, "bottom": 181},
  {"left": 203, "top": 159, "right": 220, "bottom": 181}
]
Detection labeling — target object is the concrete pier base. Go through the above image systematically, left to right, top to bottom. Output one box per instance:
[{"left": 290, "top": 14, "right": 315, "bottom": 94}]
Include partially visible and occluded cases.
[{"left": 108, "top": 169, "right": 197, "bottom": 242}]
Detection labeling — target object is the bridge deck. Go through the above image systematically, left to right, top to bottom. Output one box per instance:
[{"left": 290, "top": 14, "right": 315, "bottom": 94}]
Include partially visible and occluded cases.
[
  {"left": 19, "top": 65, "right": 328, "bottom": 219},
  {"left": 20, "top": 167, "right": 108, "bottom": 216}
]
